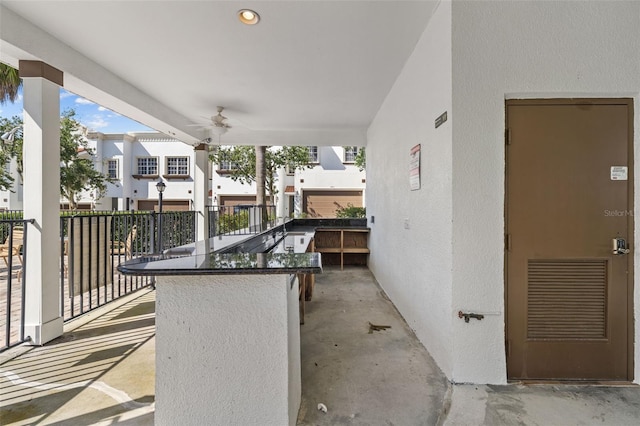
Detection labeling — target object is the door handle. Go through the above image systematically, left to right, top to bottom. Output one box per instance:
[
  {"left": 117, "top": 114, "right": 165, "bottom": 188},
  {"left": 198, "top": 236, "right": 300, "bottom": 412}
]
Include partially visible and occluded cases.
[{"left": 612, "top": 237, "right": 630, "bottom": 255}]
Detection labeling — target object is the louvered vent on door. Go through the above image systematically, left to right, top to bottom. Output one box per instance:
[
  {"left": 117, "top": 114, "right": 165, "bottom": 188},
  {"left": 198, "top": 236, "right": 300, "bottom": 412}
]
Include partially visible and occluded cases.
[{"left": 527, "top": 260, "right": 607, "bottom": 339}]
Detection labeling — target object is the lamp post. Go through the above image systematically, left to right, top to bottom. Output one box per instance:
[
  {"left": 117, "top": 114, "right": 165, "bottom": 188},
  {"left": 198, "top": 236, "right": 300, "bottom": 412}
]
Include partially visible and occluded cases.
[{"left": 156, "top": 180, "right": 166, "bottom": 253}]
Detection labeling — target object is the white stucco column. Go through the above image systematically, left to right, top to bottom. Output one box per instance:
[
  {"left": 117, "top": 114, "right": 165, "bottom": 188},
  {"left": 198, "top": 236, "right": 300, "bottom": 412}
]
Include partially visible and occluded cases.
[
  {"left": 20, "top": 61, "right": 63, "bottom": 345},
  {"left": 91, "top": 133, "right": 105, "bottom": 210},
  {"left": 122, "top": 134, "right": 134, "bottom": 210},
  {"left": 193, "top": 144, "right": 210, "bottom": 241},
  {"left": 8, "top": 158, "right": 23, "bottom": 210}
]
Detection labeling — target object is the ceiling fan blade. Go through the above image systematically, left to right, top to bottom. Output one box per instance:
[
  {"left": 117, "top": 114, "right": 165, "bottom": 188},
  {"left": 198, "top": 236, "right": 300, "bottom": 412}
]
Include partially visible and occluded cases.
[{"left": 189, "top": 106, "right": 235, "bottom": 133}]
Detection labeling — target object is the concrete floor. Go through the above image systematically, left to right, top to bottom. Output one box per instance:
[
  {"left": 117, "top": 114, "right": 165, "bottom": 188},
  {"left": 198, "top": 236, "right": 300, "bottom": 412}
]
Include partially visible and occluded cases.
[
  {"left": 2, "top": 266, "right": 640, "bottom": 425},
  {"left": 297, "top": 267, "right": 448, "bottom": 425},
  {"left": 0, "top": 289, "right": 156, "bottom": 425},
  {"left": 444, "top": 383, "right": 640, "bottom": 425}
]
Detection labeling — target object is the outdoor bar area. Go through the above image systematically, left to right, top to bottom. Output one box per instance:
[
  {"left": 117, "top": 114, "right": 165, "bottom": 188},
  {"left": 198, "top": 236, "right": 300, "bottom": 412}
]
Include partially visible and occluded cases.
[{"left": 118, "top": 218, "right": 368, "bottom": 425}]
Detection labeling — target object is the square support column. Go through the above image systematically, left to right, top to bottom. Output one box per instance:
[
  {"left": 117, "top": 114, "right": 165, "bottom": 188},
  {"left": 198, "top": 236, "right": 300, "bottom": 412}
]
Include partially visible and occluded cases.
[
  {"left": 20, "top": 61, "right": 64, "bottom": 345},
  {"left": 193, "top": 144, "right": 210, "bottom": 241}
]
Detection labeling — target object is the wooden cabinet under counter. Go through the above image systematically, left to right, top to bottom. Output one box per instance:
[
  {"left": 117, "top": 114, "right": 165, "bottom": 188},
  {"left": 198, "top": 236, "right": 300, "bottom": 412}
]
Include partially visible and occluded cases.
[{"left": 314, "top": 228, "right": 369, "bottom": 270}]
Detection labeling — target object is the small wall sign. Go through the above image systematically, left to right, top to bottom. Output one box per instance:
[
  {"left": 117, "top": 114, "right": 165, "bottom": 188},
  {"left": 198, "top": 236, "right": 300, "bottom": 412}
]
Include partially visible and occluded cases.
[
  {"left": 435, "top": 111, "right": 447, "bottom": 128},
  {"left": 410, "top": 144, "right": 421, "bottom": 190},
  {"left": 610, "top": 166, "right": 628, "bottom": 181}
]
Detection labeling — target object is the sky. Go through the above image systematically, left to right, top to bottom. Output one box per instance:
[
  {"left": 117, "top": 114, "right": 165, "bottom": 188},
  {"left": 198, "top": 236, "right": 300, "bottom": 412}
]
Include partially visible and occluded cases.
[{"left": 0, "top": 87, "right": 153, "bottom": 134}]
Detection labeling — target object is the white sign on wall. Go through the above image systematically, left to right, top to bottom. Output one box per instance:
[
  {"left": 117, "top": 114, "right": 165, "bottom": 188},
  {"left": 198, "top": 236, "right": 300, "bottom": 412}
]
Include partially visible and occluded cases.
[
  {"left": 410, "top": 144, "right": 421, "bottom": 190},
  {"left": 610, "top": 166, "right": 628, "bottom": 181}
]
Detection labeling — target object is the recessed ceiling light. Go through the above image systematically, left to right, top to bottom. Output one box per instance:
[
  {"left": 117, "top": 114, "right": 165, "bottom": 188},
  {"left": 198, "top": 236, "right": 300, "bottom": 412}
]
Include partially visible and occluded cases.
[{"left": 238, "top": 9, "right": 260, "bottom": 25}]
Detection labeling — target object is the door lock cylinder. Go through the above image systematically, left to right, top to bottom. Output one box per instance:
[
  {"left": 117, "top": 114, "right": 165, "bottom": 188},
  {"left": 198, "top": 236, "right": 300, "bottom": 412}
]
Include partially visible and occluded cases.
[{"left": 612, "top": 237, "right": 630, "bottom": 255}]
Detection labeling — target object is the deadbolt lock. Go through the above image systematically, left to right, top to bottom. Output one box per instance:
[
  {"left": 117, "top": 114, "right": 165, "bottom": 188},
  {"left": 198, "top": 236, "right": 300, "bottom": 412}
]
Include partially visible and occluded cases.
[{"left": 612, "top": 237, "right": 630, "bottom": 255}]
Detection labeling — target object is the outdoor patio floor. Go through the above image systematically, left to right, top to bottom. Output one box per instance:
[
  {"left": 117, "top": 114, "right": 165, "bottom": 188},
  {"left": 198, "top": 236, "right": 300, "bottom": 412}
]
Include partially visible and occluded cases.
[
  {"left": 0, "top": 253, "right": 150, "bottom": 349},
  {"left": 2, "top": 267, "right": 640, "bottom": 425},
  {"left": 0, "top": 287, "right": 156, "bottom": 425}
]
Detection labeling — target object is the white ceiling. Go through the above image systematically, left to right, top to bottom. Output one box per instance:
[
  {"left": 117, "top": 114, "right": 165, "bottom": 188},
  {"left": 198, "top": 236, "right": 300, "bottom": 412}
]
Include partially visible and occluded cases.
[{"left": 0, "top": 1, "right": 438, "bottom": 146}]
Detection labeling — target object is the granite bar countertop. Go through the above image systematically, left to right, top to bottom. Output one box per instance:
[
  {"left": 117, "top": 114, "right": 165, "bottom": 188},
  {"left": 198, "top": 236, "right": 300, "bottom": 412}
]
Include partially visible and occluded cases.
[
  {"left": 117, "top": 218, "right": 368, "bottom": 276},
  {"left": 118, "top": 222, "right": 320, "bottom": 276},
  {"left": 116, "top": 251, "right": 321, "bottom": 276}
]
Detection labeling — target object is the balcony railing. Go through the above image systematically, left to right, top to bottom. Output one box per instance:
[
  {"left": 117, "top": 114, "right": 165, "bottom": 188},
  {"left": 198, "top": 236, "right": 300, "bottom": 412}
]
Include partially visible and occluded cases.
[
  {"left": 207, "top": 205, "right": 277, "bottom": 237},
  {"left": 0, "top": 210, "right": 196, "bottom": 352},
  {"left": 60, "top": 210, "right": 196, "bottom": 322},
  {"left": 0, "top": 218, "right": 34, "bottom": 351}
]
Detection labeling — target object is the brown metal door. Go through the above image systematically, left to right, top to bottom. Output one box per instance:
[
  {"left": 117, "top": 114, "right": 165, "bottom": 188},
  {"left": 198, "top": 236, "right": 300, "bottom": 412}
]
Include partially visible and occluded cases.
[{"left": 506, "top": 99, "right": 633, "bottom": 380}]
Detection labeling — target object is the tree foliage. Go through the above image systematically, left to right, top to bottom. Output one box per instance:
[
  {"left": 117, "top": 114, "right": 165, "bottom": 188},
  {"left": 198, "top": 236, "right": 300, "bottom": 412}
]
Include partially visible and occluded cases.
[
  {"left": 0, "top": 63, "right": 21, "bottom": 105},
  {"left": 0, "top": 109, "right": 111, "bottom": 208},
  {"left": 59, "top": 109, "right": 110, "bottom": 209},
  {"left": 0, "top": 116, "right": 23, "bottom": 191},
  {"left": 210, "top": 145, "right": 312, "bottom": 199},
  {"left": 355, "top": 147, "right": 366, "bottom": 171},
  {"left": 335, "top": 204, "right": 366, "bottom": 218}
]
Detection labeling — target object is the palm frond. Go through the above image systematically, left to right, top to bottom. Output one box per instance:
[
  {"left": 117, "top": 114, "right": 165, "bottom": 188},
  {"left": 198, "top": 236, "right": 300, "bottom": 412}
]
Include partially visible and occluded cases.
[{"left": 0, "top": 63, "right": 22, "bottom": 105}]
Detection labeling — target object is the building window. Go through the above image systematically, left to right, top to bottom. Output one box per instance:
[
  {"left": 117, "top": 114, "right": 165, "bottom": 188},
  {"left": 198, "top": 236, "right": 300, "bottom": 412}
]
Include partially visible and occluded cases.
[
  {"left": 308, "top": 146, "right": 319, "bottom": 163},
  {"left": 344, "top": 146, "right": 359, "bottom": 163},
  {"left": 218, "top": 153, "right": 239, "bottom": 172},
  {"left": 166, "top": 156, "right": 189, "bottom": 175},
  {"left": 137, "top": 157, "right": 158, "bottom": 175},
  {"left": 107, "top": 159, "right": 119, "bottom": 179},
  {"left": 286, "top": 163, "right": 296, "bottom": 175}
]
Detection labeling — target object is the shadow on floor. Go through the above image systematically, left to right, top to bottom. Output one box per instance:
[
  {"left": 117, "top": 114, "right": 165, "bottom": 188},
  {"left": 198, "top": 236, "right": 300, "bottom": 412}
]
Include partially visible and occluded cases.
[
  {"left": 3, "top": 269, "right": 640, "bottom": 426},
  {"left": 0, "top": 289, "right": 156, "bottom": 426}
]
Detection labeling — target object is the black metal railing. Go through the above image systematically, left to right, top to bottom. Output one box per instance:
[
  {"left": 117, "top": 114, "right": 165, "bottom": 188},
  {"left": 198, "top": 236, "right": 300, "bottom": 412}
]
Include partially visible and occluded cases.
[
  {"left": 207, "top": 205, "right": 277, "bottom": 237},
  {"left": 0, "top": 210, "right": 197, "bottom": 351},
  {"left": 0, "top": 210, "right": 25, "bottom": 221},
  {"left": 61, "top": 210, "right": 196, "bottom": 321},
  {"left": 157, "top": 211, "right": 197, "bottom": 252},
  {"left": 0, "top": 218, "right": 34, "bottom": 351}
]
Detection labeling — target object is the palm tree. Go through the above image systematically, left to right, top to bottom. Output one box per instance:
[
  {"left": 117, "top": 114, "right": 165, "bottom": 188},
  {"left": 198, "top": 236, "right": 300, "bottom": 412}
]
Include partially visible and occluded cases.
[
  {"left": 0, "top": 63, "right": 21, "bottom": 105},
  {"left": 255, "top": 145, "right": 267, "bottom": 231}
]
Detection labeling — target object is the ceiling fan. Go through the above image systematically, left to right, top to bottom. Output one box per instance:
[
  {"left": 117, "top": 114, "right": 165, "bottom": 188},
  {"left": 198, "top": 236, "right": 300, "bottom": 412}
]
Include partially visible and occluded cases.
[
  {"left": 189, "top": 106, "right": 232, "bottom": 136},
  {"left": 208, "top": 106, "right": 232, "bottom": 135}
]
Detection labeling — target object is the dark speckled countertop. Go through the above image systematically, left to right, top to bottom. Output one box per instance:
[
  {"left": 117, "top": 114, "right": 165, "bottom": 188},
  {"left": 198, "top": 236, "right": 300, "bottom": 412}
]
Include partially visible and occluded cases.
[
  {"left": 117, "top": 219, "right": 367, "bottom": 276},
  {"left": 116, "top": 251, "right": 321, "bottom": 276}
]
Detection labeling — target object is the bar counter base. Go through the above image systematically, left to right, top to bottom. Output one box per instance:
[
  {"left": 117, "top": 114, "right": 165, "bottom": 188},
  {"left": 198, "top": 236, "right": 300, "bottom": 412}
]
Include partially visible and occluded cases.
[{"left": 155, "top": 274, "right": 301, "bottom": 426}]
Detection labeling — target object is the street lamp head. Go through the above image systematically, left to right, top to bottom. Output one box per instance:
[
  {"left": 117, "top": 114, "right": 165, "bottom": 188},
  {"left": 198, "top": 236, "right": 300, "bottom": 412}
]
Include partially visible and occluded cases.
[
  {"left": 1, "top": 126, "right": 22, "bottom": 144},
  {"left": 0, "top": 132, "right": 13, "bottom": 143},
  {"left": 156, "top": 181, "right": 166, "bottom": 193}
]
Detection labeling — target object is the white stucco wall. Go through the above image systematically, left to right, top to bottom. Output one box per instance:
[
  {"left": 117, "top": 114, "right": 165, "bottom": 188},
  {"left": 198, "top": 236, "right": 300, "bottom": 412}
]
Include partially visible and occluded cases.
[
  {"left": 367, "top": 0, "right": 454, "bottom": 378},
  {"left": 368, "top": 0, "right": 640, "bottom": 385},
  {"left": 451, "top": 1, "right": 640, "bottom": 383},
  {"left": 82, "top": 132, "right": 199, "bottom": 210},
  {"left": 122, "top": 134, "right": 133, "bottom": 210},
  {"left": 100, "top": 135, "right": 125, "bottom": 200},
  {"left": 128, "top": 135, "right": 195, "bottom": 208},
  {"left": 0, "top": 158, "right": 24, "bottom": 210},
  {"left": 297, "top": 169, "right": 365, "bottom": 191},
  {"left": 212, "top": 172, "right": 258, "bottom": 198},
  {"left": 156, "top": 273, "right": 301, "bottom": 425}
]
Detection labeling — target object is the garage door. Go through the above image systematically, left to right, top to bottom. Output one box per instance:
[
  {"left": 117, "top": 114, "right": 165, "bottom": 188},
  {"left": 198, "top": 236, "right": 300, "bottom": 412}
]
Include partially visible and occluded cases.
[
  {"left": 303, "top": 190, "right": 363, "bottom": 218},
  {"left": 219, "top": 195, "right": 257, "bottom": 208},
  {"left": 138, "top": 200, "right": 191, "bottom": 211}
]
